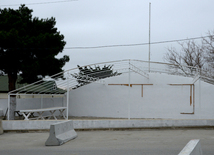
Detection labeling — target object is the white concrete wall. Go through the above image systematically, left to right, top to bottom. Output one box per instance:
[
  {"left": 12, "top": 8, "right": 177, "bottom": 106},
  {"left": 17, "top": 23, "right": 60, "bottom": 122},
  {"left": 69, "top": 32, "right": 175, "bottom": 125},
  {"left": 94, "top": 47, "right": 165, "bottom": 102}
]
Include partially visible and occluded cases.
[
  {"left": 1, "top": 72, "right": 214, "bottom": 119},
  {"left": 69, "top": 72, "right": 214, "bottom": 119},
  {"left": 0, "top": 93, "right": 7, "bottom": 99},
  {"left": 0, "top": 99, "right": 8, "bottom": 116}
]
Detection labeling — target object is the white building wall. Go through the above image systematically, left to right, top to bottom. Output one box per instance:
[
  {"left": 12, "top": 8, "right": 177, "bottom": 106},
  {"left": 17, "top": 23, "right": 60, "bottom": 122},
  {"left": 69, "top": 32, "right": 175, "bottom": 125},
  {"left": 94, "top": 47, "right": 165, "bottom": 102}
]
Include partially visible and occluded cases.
[
  {"left": 0, "top": 72, "right": 213, "bottom": 119},
  {"left": 69, "top": 73, "right": 214, "bottom": 119},
  {"left": 0, "top": 99, "right": 7, "bottom": 116}
]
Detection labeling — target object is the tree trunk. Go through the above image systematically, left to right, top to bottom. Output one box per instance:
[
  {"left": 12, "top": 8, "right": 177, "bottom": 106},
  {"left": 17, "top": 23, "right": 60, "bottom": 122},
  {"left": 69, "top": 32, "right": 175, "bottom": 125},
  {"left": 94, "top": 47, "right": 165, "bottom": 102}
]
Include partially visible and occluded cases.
[
  {"left": 8, "top": 73, "right": 17, "bottom": 120},
  {"left": 9, "top": 96, "right": 16, "bottom": 120}
]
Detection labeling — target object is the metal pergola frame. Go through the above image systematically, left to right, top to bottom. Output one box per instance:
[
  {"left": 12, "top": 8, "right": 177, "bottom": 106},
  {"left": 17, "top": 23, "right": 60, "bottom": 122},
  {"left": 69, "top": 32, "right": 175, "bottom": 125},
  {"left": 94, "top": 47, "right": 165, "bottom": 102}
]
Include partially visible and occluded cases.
[
  {"left": 7, "top": 59, "right": 214, "bottom": 120},
  {"left": 8, "top": 78, "right": 69, "bottom": 120}
]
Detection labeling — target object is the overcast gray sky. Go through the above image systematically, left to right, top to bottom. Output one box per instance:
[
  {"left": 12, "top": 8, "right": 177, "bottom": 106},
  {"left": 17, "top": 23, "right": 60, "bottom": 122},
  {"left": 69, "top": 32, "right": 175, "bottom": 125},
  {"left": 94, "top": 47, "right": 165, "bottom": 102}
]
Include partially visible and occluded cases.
[{"left": 1, "top": 0, "right": 214, "bottom": 70}]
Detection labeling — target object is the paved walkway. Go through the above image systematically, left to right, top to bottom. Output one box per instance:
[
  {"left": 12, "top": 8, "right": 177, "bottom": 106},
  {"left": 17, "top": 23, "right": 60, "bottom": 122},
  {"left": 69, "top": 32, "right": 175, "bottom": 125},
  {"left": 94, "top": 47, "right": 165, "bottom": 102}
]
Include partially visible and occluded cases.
[{"left": 0, "top": 129, "right": 213, "bottom": 155}]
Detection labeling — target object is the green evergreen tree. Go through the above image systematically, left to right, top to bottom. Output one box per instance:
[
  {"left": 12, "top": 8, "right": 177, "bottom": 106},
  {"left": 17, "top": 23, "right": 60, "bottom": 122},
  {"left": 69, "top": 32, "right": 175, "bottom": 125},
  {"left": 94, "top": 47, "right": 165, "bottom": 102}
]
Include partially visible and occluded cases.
[
  {"left": 0, "top": 5, "right": 69, "bottom": 119},
  {"left": 72, "top": 65, "right": 121, "bottom": 88}
]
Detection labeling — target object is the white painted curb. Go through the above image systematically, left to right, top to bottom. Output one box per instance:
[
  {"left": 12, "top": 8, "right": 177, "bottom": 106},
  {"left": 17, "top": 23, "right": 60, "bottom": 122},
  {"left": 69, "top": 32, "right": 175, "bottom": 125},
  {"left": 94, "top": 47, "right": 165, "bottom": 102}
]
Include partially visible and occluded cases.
[
  {"left": 2, "top": 119, "right": 214, "bottom": 131},
  {"left": 45, "top": 120, "right": 77, "bottom": 146},
  {"left": 178, "top": 139, "right": 203, "bottom": 155}
]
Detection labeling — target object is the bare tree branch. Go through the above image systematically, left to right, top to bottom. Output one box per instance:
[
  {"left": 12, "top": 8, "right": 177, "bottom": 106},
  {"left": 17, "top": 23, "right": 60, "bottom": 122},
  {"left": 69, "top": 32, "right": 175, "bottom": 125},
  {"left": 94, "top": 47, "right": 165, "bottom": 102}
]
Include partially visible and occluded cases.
[{"left": 164, "top": 40, "right": 207, "bottom": 76}]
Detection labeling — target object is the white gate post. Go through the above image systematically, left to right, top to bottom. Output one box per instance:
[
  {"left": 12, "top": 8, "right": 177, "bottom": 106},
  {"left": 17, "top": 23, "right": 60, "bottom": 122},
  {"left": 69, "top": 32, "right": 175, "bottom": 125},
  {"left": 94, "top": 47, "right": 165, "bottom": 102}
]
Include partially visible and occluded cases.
[
  {"left": 66, "top": 73, "right": 69, "bottom": 120},
  {"left": 7, "top": 94, "right": 10, "bottom": 120},
  {"left": 41, "top": 95, "right": 43, "bottom": 108}
]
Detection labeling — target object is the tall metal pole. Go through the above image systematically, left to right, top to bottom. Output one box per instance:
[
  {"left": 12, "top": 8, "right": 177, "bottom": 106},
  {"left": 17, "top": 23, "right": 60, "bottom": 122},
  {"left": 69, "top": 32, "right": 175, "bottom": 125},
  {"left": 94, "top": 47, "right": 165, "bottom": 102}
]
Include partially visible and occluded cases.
[{"left": 148, "top": 2, "right": 151, "bottom": 72}]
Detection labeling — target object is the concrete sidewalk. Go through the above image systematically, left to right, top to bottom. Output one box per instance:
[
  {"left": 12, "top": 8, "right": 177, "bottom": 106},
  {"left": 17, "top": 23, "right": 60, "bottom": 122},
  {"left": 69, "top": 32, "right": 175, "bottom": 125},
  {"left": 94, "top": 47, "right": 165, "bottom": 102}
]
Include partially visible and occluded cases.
[{"left": 0, "top": 129, "right": 213, "bottom": 155}]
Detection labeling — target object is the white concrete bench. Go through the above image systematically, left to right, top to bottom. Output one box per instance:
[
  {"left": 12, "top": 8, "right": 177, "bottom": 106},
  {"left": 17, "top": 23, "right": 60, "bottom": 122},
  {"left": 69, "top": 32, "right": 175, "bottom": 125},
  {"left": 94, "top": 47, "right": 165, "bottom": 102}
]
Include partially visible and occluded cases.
[
  {"left": 19, "top": 107, "right": 67, "bottom": 120},
  {"left": 45, "top": 120, "right": 77, "bottom": 146},
  {"left": 178, "top": 139, "right": 203, "bottom": 155}
]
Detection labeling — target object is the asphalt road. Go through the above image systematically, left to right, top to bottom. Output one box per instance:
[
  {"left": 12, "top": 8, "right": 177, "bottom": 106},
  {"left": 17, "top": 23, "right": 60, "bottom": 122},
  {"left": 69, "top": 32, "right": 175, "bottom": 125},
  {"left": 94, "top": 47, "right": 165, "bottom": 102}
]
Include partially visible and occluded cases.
[{"left": 0, "top": 129, "right": 213, "bottom": 155}]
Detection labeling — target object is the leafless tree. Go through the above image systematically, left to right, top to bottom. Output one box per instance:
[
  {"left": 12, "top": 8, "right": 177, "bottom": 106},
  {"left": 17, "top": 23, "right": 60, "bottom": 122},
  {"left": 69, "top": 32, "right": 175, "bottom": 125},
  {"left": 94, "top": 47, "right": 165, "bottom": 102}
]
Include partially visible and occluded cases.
[
  {"left": 164, "top": 31, "right": 214, "bottom": 82},
  {"left": 202, "top": 31, "right": 214, "bottom": 68},
  {"left": 164, "top": 40, "right": 207, "bottom": 75}
]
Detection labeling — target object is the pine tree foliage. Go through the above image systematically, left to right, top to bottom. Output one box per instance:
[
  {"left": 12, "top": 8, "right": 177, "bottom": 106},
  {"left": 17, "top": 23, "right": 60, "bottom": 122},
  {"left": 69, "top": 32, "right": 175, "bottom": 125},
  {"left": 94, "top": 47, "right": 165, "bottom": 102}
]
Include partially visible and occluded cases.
[
  {"left": 0, "top": 5, "right": 69, "bottom": 119},
  {"left": 0, "top": 5, "right": 69, "bottom": 90},
  {"left": 72, "top": 65, "right": 121, "bottom": 88}
]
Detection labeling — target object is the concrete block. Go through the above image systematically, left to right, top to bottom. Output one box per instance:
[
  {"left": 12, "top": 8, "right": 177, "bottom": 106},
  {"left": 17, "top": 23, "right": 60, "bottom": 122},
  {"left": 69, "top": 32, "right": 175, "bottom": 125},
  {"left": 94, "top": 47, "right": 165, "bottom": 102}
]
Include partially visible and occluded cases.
[
  {"left": 0, "top": 120, "right": 3, "bottom": 135},
  {"left": 45, "top": 120, "right": 77, "bottom": 146},
  {"left": 178, "top": 139, "right": 203, "bottom": 155}
]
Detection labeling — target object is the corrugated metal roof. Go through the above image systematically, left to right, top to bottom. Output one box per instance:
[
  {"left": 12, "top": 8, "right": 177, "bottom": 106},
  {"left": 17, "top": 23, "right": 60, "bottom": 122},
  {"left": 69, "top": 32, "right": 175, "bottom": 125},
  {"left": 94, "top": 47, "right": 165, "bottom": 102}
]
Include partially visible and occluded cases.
[
  {"left": 0, "top": 76, "right": 66, "bottom": 95},
  {"left": 11, "top": 80, "right": 67, "bottom": 94}
]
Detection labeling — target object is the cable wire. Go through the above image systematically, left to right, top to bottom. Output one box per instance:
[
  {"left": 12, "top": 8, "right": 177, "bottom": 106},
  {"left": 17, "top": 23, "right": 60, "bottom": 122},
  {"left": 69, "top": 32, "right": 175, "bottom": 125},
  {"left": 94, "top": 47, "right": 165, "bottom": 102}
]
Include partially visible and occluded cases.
[
  {"left": 0, "top": 0, "right": 77, "bottom": 7},
  {"left": 2, "top": 35, "right": 212, "bottom": 50},
  {"left": 64, "top": 35, "right": 212, "bottom": 50}
]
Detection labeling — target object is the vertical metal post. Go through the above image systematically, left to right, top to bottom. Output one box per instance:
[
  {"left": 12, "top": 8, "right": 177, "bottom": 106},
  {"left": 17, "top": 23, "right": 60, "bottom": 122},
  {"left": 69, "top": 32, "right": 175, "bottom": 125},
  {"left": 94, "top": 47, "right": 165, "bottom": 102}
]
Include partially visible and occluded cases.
[
  {"left": 148, "top": 2, "right": 151, "bottom": 72},
  {"left": 128, "top": 60, "right": 131, "bottom": 120},
  {"left": 197, "top": 68, "right": 201, "bottom": 118},
  {"left": 66, "top": 74, "right": 69, "bottom": 120},
  {"left": 199, "top": 77, "right": 201, "bottom": 117},
  {"left": 193, "top": 84, "right": 195, "bottom": 114},
  {"left": 141, "top": 85, "right": 144, "bottom": 97},
  {"left": 190, "top": 85, "right": 192, "bottom": 106},
  {"left": 8, "top": 94, "right": 10, "bottom": 120},
  {"left": 41, "top": 95, "right": 43, "bottom": 108},
  {"left": 62, "top": 95, "right": 64, "bottom": 107}
]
